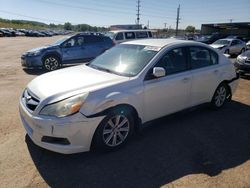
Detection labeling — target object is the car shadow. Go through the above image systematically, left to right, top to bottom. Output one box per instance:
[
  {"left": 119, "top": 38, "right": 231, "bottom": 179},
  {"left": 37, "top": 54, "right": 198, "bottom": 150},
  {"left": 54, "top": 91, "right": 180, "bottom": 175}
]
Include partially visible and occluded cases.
[
  {"left": 23, "top": 64, "right": 81, "bottom": 76},
  {"left": 240, "top": 74, "right": 250, "bottom": 80},
  {"left": 26, "top": 101, "right": 250, "bottom": 188}
]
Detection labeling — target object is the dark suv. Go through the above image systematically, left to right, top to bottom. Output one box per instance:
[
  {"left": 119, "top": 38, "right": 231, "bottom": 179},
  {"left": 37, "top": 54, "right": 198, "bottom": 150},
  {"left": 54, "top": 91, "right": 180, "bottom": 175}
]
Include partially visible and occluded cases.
[{"left": 21, "top": 33, "right": 114, "bottom": 71}]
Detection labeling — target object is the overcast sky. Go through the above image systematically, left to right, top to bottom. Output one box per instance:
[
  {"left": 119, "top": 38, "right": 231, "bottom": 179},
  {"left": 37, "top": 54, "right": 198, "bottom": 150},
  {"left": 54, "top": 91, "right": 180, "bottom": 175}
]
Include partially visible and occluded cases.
[{"left": 0, "top": 0, "right": 249, "bottom": 29}]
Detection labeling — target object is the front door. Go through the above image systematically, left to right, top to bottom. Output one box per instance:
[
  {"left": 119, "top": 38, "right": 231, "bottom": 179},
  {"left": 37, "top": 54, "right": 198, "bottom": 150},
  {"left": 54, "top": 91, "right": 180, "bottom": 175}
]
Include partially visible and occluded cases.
[{"left": 143, "top": 47, "right": 191, "bottom": 122}]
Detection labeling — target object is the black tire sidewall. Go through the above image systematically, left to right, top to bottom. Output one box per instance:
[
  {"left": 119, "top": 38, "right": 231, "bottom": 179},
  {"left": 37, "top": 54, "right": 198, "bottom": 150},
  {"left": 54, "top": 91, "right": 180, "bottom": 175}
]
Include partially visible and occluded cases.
[{"left": 92, "top": 108, "right": 134, "bottom": 151}]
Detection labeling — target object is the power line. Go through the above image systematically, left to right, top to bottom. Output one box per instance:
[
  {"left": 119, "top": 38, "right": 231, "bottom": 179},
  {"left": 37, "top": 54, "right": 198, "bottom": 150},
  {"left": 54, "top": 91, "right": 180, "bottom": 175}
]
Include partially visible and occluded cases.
[{"left": 0, "top": 10, "right": 65, "bottom": 24}]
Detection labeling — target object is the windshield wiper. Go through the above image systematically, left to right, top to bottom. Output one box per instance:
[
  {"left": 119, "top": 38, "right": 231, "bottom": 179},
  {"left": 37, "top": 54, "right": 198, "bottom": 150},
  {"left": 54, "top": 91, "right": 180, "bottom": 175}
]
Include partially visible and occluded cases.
[{"left": 89, "top": 64, "right": 133, "bottom": 77}]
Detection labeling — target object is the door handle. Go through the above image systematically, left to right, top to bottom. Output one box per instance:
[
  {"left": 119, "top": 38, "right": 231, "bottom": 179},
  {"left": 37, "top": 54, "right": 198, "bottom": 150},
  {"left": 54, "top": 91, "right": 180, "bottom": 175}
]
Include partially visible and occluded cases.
[
  {"left": 214, "top": 70, "right": 219, "bottom": 74},
  {"left": 182, "top": 77, "right": 190, "bottom": 83}
]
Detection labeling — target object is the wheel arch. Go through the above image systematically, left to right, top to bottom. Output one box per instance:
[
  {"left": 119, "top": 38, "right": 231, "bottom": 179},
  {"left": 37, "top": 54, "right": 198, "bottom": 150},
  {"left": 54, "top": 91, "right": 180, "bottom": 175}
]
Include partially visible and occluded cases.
[
  {"left": 42, "top": 52, "right": 62, "bottom": 63},
  {"left": 87, "top": 103, "right": 141, "bottom": 131}
]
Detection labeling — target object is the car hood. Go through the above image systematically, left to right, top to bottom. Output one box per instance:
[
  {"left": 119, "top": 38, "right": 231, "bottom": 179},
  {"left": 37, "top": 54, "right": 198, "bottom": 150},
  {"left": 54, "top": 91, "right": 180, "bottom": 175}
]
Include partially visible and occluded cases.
[
  {"left": 210, "top": 44, "right": 227, "bottom": 49},
  {"left": 26, "top": 45, "right": 58, "bottom": 53},
  {"left": 241, "top": 50, "right": 250, "bottom": 58},
  {"left": 27, "top": 65, "right": 130, "bottom": 101}
]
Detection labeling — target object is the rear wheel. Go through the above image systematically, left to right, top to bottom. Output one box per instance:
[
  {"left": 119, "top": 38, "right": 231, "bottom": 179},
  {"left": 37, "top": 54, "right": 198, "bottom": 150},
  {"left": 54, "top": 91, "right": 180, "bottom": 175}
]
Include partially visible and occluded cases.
[
  {"left": 43, "top": 55, "right": 60, "bottom": 71},
  {"left": 211, "top": 83, "right": 229, "bottom": 109},
  {"left": 92, "top": 108, "right": 134, "bottom": 151}
]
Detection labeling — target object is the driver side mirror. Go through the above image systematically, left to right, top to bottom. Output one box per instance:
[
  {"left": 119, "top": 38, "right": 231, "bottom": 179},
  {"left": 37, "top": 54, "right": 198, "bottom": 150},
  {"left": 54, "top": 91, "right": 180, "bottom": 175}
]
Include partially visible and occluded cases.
[{"left": 153, "top": 67, "right": 166, "bottom": 78}]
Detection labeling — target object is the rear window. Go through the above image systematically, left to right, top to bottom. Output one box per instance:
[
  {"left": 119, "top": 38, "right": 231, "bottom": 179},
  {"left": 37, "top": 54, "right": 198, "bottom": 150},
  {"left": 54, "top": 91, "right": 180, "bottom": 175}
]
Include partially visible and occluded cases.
[
  {"left": 135, "top": 31, "right": 148, "bottom": 39},
  {"left": 115, "top": 32, "right": 124, "bottom": 41},
  {"left": 125, "top": 32, "right": 135, "bottom": 39},
  {"left": 85, "top": 36, "right": 103, "bottom": 43},
  {"left": 189, "top": 47, "right": 218, "bottom": 69}
]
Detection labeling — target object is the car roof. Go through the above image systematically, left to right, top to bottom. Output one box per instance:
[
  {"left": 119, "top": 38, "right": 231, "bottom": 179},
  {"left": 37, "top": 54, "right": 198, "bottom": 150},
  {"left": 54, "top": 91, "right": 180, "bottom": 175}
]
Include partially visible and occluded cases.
[
  {"left": 109, "top": 30, "right": 152, "bottom": 33},
  {"left": 122, "top": 38, "right": 201, "bottom": 48}
]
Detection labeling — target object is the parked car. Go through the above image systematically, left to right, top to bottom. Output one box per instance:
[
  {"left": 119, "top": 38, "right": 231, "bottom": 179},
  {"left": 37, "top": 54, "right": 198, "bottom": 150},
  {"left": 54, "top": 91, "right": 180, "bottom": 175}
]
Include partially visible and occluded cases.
[
  {"left": 0, "top": 29, "right": 12, "bottom": 37},
  {"left": 106, "top": 30, "right": 153, "bottom": 44},
  {"left": 0, "top": 32, "right": 3, "bottom": 37},
  {"left": 21, "top": 33, "right": 114, "bottom": 71},
  {"left": 197, "top": 33, "right": 226, "bottom": 44},
  {"left": 226, "top": 35, "right": 244, "bottom": 41},
  {"left": 19, "top": 39, "right": 239, "bottom": 154},
  {"left": 210, "top": 39, "right": 246, "bottom": 55},
  {"left": 246, "top": 40, "right": 250, "bottom": 50},
  {"left": 234, "top": 50, "right": 250, "bottom": 75}
]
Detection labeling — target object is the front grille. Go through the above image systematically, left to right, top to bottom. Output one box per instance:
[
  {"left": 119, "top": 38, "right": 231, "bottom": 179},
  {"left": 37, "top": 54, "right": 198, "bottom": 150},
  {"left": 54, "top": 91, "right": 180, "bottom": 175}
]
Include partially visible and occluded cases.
[
  {"left": 245, "top": 59, "right": 250, "bottom": 64},
  {"left": 23, "top": 89, "right": 40, "bottom": 111}
]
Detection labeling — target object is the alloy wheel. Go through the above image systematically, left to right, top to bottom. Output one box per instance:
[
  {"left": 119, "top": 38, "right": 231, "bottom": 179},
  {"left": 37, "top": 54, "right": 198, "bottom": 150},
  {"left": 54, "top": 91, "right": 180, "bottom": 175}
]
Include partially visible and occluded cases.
[
  {"left": 44, "top": 57, "right": 59, "bottom": 71},
  {"left": 214, "top": 86, "right": 227, "bottom": 107},
  {"left": 102, "top": 115, "right": 130, "bottom": 147}
]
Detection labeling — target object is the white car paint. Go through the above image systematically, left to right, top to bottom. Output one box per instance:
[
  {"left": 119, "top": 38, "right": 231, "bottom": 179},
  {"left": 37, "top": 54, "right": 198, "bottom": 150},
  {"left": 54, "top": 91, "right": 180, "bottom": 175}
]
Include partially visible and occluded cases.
[{"left": 19, "top": 39, "right": 239, "bottom": 154}]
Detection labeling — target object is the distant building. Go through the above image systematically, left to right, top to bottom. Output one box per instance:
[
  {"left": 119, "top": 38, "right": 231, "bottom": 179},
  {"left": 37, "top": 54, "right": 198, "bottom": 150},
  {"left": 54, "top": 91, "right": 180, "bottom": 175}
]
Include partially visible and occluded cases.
[
  {"left": 201, "top": 22, "right": 250, "bottom": 38},
  {"left": 110, "top": 24, "right": 142, "bottom": 30}
]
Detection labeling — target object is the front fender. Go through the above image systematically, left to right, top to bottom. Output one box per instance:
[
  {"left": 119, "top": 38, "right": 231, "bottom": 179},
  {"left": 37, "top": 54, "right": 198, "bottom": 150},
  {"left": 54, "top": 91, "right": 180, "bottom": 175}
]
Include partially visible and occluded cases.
[{"left": 80, "top": 89, "right": 143, "bottom": 118}]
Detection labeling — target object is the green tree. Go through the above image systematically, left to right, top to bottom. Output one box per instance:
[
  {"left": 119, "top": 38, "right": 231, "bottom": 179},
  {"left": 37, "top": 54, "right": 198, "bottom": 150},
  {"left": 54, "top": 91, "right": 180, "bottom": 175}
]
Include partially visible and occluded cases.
[
  {"left": 64, "top": 22, "right": 73, "bottom": 30},
  {"left": 185, "top": 25, "right": 195, "bottom": 33}
]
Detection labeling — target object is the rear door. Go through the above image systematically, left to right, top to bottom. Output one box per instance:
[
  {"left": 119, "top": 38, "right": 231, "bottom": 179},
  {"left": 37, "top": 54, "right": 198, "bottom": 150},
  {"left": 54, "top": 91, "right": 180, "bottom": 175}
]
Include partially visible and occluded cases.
[
  {"left": 84, "top": 35, "right": 107, "bottom": 59},
  {"left": 188, "top": 46, "right": 220, "bottom": 106}
]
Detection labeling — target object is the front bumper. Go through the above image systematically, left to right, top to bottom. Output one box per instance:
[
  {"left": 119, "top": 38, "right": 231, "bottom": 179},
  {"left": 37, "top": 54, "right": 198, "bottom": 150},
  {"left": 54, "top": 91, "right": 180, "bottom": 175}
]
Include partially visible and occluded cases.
[
  {"left": 21, "top": 55, "right": 43, "bottom": 68},
  {"left": 234, "top": 61, "right": 250, "bottom": 73},
  {"left": 19, "top": 99, "right": 104, "bottom": 154}
]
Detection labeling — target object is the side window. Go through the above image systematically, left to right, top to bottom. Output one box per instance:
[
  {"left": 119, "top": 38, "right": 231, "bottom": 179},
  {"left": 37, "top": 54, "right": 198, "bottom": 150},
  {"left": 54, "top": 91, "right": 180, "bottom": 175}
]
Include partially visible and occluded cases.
[
  {"left": 135, "top": 31, "right": 148, "bottom": 39},
  {"left": 148, "top": 31, "right": 152, "bottom": 38},
  {"left": 115, "top": 32, "right": 124, "bottom": 40},
  {"left": 125, "top": 32, "right": 135, "bottom": 39},
  {"left": 76, "top": 36, "right": 84, "bottom": 46},
  {"left": 85, "top": 36, "right": 103, "bottom": 44},
  {"left": 62, "top": 37, "right": 77, "bottom": 47},
  {"left": 231, "top": 40, "right": 237, "bottom": 46},
  {"left": 189, "top": 47, "right": 218, "bottom": 69},
  {"left": 155, "top": 48, "right": 188, "bottom": 75}
]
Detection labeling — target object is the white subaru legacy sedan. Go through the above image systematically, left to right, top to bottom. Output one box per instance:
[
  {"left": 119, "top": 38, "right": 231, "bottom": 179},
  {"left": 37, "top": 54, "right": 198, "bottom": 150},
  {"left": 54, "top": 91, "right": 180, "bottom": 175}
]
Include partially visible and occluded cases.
[{"left": 19, "top": 39, "right": 239, "bottom": 154}]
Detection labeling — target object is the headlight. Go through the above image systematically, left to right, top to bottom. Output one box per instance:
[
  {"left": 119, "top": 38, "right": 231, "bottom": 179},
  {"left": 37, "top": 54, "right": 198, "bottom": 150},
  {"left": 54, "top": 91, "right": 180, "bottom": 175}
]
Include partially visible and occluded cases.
[
  {"left": 27, "top": 50, "right": 41, "bottom": 56},
  {"left": 237, "top": 56, "right": 247, "bottom": 64},
  {"left": 40, "top": 93, "right": 88, "bottom": 117}
]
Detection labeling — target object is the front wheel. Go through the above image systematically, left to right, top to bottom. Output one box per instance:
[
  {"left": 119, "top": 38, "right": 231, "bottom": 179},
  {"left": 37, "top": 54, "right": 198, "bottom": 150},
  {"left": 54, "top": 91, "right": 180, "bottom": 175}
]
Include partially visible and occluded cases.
[
  {"left": 43, "top": 55, "right": 60, "bottom": 71},
  {"left": 211, "top": 83, "right": 229, "bottom": 109},
  {"left": 92, "top": 109, "right": 134, "bottom": 151}
]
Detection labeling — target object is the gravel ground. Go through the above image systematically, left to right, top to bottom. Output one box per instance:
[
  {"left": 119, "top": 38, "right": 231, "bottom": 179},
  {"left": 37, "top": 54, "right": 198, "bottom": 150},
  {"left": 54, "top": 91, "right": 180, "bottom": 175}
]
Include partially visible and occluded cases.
[{"left": 0, "top": 37, "right": 249, "bottom": 188}]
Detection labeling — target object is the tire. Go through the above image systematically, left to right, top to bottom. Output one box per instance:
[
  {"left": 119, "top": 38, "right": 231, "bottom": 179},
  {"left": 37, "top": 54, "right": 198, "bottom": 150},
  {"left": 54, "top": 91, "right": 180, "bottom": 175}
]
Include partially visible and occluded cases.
[
  {"left": 43, "top": 55, "right": 60, "bottom": 71},
  {"left": 211, "top": 83, "right": 229, "bottom": 109},
  {"left": 92, "top": 108, "right": 134, "bottom": 151}
]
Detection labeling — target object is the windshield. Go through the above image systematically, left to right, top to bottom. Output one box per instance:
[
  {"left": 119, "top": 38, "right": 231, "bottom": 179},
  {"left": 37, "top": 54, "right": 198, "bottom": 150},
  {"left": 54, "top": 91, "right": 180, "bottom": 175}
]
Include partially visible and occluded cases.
[
  {"left": 105, "top": 32, "right": 115, "bottom": 39},
  {"left": 52, "top": 36, "right": 71, "bottom": 45},
  {"left": 213, "top": 39, "right": 230, "bottom": 45},
  {"left": 88, "top": 44, "right": 159, "bottom": 77}
]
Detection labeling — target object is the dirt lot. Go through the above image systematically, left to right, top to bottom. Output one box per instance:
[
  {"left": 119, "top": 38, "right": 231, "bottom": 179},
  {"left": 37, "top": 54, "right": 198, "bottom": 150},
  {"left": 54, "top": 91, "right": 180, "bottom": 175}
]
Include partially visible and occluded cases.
[{"left": 0, "top": 37, "right": 249, "bottom": 188}]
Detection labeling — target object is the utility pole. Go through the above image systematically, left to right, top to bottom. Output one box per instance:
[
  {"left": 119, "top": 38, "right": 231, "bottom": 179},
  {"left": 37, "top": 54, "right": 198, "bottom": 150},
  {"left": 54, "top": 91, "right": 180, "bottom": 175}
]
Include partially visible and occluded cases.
[
  {"left": 136, "top": 0, "right": 141, "bottom": 27},
  {"left": 175, "top": 4, "right": 180, "bottom": 36},
  {"left": 229, "top": 19, "right": 233, "bottom": 35},
  {"left": 147, "top": 20, "right": 149, "bottom": 29},
  {"left": 164, "top": 23, "right": 167, "bottom": 29}
]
